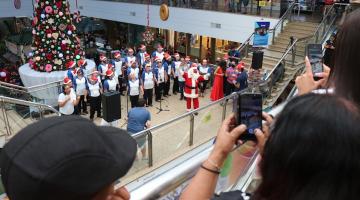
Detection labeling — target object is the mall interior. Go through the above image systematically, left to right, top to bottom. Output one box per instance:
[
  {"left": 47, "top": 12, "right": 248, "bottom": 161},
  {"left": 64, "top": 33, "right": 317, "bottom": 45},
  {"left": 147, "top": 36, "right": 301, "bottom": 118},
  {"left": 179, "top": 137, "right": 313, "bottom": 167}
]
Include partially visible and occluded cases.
[{"left": 0, "top": 0, "right": 359, "bottom": 199}]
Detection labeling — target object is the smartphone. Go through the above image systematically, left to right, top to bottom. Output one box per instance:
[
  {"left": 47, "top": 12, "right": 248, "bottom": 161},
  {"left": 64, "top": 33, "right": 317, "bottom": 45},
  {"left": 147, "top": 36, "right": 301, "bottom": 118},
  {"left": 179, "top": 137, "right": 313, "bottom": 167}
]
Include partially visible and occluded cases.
[
  {"left": 307, "top": 44, "right": 323, "bottom": 81},
  {"left": 234, "top": 93, "right": 262, "bottom": 141}
]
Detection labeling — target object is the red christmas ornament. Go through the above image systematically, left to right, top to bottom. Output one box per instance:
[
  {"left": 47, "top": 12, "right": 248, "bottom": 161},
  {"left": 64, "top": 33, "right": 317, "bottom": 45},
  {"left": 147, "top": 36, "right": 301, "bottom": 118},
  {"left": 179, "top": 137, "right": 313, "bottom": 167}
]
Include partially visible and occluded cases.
[
  {"left": 56, "top": 1, "right": 62, "bottom": 9},
  {"left": 61, "top": 44, "right": 67, "bottom": 51}
]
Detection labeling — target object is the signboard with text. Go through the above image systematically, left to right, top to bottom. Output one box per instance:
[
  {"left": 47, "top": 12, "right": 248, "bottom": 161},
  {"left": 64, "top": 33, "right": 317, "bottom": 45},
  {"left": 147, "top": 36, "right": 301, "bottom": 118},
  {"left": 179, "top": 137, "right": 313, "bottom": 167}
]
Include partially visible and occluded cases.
[{"left": 253, "top": 21, "right": 270, "bottom": 47}]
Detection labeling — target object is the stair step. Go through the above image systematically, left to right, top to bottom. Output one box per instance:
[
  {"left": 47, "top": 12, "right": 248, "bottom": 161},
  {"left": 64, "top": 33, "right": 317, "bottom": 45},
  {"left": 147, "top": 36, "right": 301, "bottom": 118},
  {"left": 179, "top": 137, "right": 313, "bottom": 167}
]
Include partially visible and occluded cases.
[
  {"left": 288, "top": 21, "right": 319, "bottom": 28},
  {"left": 282, "top": 27, "right": 317, "bottom": 35},
  {"left": 278, "top": 31, "right": 312, "bottom": 38}
]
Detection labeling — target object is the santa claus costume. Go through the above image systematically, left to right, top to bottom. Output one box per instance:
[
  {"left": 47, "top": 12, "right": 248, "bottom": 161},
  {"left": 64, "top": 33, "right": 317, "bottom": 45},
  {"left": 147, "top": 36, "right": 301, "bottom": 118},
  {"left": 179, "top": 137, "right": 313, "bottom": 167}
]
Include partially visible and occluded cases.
[{"left": 183, "top": 64, "right": 206, "bottom": 112}]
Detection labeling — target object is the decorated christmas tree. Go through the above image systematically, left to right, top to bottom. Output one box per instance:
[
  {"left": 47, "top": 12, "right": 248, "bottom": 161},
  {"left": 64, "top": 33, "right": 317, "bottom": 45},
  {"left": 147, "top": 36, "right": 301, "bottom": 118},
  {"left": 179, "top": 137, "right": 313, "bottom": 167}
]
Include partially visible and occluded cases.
[{"left": 30, "top": 0, "right": 83, "bottom": 72}]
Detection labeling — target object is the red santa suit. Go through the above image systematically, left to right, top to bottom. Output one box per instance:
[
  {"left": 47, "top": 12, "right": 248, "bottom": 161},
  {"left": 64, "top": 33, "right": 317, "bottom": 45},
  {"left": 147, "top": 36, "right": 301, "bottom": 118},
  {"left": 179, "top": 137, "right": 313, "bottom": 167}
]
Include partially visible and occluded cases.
[{"left": 183, "top": 65, "right": 206, "bottom": 111}]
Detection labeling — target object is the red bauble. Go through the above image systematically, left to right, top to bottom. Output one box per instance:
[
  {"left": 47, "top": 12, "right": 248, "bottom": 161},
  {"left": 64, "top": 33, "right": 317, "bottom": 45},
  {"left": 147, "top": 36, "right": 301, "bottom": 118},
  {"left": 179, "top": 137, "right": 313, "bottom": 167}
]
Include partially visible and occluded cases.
[
  {"left": 56, "top": 1, "right": 62, "bottom": 9},
  {"left": 61, "top": 44, "right": 67, "bottom": 51},
  {"left": 46, "top": 53, "right": 53, "bottom": 60}
]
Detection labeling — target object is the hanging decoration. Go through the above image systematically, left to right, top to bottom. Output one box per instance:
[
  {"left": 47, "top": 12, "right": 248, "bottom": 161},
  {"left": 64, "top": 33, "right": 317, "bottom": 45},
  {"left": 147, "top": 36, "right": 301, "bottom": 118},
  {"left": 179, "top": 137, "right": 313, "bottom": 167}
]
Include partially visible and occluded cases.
[
  {"left": 73, "top": 0, "right": 82, "bottom": 23},
  {"left": 142, "top": 0, "right": 154, "bottom": 45},
  {"left": 160, "top": 4, "right": 169, "bottom": 21}
]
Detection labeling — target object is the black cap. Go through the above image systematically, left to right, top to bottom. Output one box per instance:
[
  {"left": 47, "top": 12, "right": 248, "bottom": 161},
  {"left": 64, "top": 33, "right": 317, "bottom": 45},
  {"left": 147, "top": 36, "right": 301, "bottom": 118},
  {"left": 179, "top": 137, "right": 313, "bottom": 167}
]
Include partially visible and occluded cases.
[{"left": 0, "top": 116, "right": 137, "bottom": 200}]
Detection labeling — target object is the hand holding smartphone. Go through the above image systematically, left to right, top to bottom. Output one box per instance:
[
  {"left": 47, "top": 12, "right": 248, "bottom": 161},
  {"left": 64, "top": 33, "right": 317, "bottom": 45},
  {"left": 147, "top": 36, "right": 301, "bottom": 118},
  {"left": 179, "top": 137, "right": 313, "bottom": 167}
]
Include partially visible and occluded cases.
[
  {"left": 307, "top": 44, "right": 324, "bottom": 81},
  {"left": 233, "top": 93, "right": 263, "bottom": 141}
]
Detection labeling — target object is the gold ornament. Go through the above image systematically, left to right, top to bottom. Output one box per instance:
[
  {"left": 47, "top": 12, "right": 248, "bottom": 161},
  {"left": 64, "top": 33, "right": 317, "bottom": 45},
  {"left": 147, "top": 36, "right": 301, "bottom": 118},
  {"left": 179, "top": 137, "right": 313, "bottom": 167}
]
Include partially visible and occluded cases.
[{"left": 160, "top": 4, "right": 169, "bottom": 21}]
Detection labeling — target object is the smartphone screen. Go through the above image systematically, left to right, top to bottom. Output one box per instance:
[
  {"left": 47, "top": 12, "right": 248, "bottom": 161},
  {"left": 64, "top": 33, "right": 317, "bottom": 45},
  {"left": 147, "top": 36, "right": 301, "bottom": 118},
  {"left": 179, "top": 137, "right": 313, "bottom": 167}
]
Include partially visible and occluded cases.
[
  {"left": 307, "top": 44, "right": 323, "bottom": 79},
  {"left": 236, "top": 93, "right": 262, "bottom": 141}
]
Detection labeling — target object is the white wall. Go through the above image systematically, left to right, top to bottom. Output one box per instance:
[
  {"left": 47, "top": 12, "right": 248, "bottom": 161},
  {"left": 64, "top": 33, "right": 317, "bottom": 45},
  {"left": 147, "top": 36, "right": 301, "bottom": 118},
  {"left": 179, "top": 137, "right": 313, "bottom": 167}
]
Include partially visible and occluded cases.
[
  {"left": 0, "top": 0, "right": 33, "bottom": 18},
  {"left": 0, "top": 0, "right": 280, "bottom": 43},
  {"left": 71, "top": 0, "right": 279, "bottom": 43}
]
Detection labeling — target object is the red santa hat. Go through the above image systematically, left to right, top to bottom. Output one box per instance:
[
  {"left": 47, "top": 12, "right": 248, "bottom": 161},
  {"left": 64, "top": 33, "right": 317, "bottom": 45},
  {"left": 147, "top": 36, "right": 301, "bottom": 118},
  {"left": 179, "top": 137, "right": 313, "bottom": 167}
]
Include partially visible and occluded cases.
[
  {"left": 114, "top": 52, "right": 121, "bottom": 58},
  {"left": 145, "top": 53, "right": 150, "bottom": 58},
  {"left": 164, "top": 53, "right": 171, "bottom": 60},
  {"left": 100, "top": 55, "right": 107, "bottom": 62},
  {"left": 154, "top": 56, "right": 161, "bottom": 62},
  {"left": 185, "top": 56, "right": 191, "bottom": 61},
  {"left": 77, "top": 59, "right": 86, "bottom": 67},
  {"left": 66, "top": 61, "right": 76, "bottom": 69},
  {"left": 237, "top": 62, "right": 245, "bottom": 70},
  {"left": 107, "top": 63, "right": 114, "bottom": 69},
  {"left": 106, "top": 69, "right": 114, "bottom": 77},
  {"left": 90, "top": 74, "right": 98, "bottom": 82},
  {"left": 63, "top": 77, "right": 72, "bottom": 85}
]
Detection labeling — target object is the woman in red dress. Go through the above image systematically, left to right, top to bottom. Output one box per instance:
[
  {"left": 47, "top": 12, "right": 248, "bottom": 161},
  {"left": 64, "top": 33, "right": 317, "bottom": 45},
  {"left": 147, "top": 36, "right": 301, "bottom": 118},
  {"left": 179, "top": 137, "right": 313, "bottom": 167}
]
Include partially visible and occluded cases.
[{"left": 210, "top": 60, "right": 226, "bottom": 101}]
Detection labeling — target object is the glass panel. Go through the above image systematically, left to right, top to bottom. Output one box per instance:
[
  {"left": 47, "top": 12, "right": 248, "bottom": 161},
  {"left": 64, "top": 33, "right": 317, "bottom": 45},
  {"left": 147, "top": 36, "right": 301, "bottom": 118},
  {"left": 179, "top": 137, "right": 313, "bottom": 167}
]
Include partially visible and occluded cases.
[
  {"left": 193, "top": 103, "right": 223, "bottom": 145},
  {"left": 122, "top": 116, "right": 191, "bottom": 184},
  {"left": 151, "top": 116, "right": 190, "bottom": 165},
  {"left": 122, "top": 132, "right": 152, "bottom": 182}
]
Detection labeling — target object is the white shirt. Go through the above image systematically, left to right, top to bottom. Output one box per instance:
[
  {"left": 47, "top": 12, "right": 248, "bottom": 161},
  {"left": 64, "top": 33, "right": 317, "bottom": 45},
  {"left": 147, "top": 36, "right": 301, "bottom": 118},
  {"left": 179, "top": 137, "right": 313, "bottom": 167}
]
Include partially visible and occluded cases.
[
  {"left": 155, "top": 51, "right": 164, "bottom": 61},
  {"left": 139, "top": 52, "right": 145, "bottom": 65},
  {"left": 126, "top": 56, "right": 136, "bottom": 66},
  {"left": 114, "top": 60, "right": 123, "bottom": 76},
  {"left": 173, "top": 61, "right": 181, "bottom": 77},
  {"left": 100, "top": 64, "right": 108, "bottom": 80},
  {"left": 100, "top": 64, "right": 108, "bottom": 76},
  {"left": 178, "top": 65, "right": 188, "bottom": 82},
  {"left": 199, "top": 65, "right": 210, "bottom": 80},
  {"left": 128, "top": 67, "right": 139, "bottom": 79},
  {"left": 157, "top": 67, "right": 165, "bottom": 83},
  {"left": 143, "top": 72, "right": 154, "bottom": 89},
  {"left": 75, "top": 77, "right": 86, "bottom": 95},
  {"left": 105, "top": 78, "right": 117, "bottom": 92},
  {"left": 129, "top": 79, "right": 140, "bottom": 96},
  {"left": 88, "top": 82, "right": 101, "bottom": 97},
  {"left": 58, "top": 92, "right": 76, "bottom": 115}
]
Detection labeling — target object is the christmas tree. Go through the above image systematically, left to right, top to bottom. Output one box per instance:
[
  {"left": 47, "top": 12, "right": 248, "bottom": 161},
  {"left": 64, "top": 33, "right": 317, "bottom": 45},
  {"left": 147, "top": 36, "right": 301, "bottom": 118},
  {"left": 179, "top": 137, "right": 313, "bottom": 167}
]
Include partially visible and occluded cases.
[{"left": 30, "top": 0, "right": 83, "bottom": 72}]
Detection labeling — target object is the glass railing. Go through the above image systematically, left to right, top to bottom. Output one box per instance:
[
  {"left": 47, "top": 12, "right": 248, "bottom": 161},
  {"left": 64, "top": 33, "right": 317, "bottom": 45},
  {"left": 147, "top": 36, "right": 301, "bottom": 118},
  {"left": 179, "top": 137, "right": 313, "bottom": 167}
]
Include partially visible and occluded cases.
[{"left": 99, "top": 0, "right": 283, "bottom": 18}]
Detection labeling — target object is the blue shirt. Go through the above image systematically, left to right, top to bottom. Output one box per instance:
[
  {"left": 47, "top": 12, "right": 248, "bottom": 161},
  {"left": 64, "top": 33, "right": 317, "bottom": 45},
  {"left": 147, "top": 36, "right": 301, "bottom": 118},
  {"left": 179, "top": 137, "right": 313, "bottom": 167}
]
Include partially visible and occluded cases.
[
  {"left": 236, "top": 72, "right": 248, "bottom": 91},
  {"left": 127, "top": 107, "right": 151, "bottom": 134}
]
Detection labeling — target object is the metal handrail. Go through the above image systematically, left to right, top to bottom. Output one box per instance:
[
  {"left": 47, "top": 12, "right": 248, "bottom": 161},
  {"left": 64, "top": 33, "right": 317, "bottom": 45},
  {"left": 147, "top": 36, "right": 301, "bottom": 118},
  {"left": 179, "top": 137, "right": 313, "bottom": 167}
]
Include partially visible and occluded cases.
[
  {"left": 271, "top": 2, "right": 297, "bottom": 32},
  {"left": 264, "top": 38, "right": 298, "bottom": 81},
  {"left": 0, "top": 81, "right": 27, "bottom": 90},
  {"left": 132, "top": 89, "right": 246, "bottom": 167},
  {"left": 0, "top": 95, "right": 60, "bottom": 115}
]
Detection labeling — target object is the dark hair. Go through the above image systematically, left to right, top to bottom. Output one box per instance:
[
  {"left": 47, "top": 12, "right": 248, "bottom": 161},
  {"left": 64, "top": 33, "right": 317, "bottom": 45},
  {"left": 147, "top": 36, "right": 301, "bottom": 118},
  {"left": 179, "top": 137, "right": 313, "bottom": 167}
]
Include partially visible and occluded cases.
[
  {"left": 329, "top": 9, "right": 360, "bottom": 106},
  {"left": 219, "top": 60, "right": 227, "bottom": 72},
  {"left": 61, "top": 85, "right": 69, "bottom": 95},
  {"left": 253, "top": 94, "right": 360, "bottom": 200},
  {"left": 138, "top": 99, "right": 146, "bottom": 107}
]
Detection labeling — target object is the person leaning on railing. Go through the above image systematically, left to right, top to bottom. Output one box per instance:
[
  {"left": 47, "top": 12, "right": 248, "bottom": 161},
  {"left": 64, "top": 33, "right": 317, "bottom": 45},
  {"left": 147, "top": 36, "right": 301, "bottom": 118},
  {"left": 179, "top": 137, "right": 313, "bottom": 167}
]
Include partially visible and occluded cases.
[
  {"left": 295, "top": 8, "right": 360, "bottom": 106},
  {"left": 180, "top": 94, "right": 360, "bottom": 200}
]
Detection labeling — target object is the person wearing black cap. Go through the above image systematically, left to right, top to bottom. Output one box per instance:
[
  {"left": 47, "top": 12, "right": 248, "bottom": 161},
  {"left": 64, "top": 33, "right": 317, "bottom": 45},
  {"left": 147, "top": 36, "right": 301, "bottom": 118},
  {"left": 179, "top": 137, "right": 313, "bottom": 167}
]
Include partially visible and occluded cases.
[{"left": 0, "top": 116, "right": 137, "bottom": 200}]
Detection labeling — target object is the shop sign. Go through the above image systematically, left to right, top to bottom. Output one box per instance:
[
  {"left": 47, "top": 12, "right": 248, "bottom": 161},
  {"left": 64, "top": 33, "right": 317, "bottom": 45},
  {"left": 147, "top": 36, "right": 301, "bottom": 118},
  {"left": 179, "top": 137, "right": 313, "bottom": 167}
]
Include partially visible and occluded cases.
[{"left": 253, "top": 21, "right": 270, "bottom": 47}]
